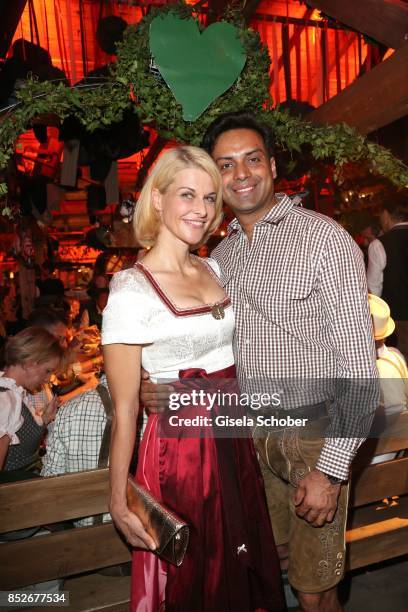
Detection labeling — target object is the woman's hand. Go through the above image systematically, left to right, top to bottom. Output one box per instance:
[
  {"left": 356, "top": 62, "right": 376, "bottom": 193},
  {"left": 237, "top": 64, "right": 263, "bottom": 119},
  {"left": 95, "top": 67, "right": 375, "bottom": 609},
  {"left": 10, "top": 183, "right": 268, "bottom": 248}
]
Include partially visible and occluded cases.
[{"left": 110, "top": 502, "right": 157, "bottom": 550}]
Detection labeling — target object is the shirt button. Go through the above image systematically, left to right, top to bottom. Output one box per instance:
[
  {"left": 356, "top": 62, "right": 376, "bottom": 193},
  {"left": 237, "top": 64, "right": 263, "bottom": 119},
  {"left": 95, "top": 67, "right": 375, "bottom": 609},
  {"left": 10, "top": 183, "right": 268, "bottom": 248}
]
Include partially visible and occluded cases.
[
  {"left": 244, "top": 304, "right": 250, "bottom": 310},
  {"left": 245, "top": 340, "right": 250, "bottom": 345}
]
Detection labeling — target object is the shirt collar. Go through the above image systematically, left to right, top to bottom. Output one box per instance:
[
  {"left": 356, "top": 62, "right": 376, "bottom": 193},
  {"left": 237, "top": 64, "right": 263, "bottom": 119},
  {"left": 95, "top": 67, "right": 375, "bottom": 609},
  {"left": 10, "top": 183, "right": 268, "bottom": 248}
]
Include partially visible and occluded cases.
[{"left": 227, "top": 192, "right": 300, "bottom": 235}]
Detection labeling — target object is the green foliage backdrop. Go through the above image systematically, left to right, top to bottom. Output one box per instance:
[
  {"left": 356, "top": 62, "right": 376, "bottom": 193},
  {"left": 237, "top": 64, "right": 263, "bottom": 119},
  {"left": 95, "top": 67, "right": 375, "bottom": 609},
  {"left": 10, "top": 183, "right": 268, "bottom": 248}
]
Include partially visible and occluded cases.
[{"left": 0, "top": 3, "right": 407, "bottom": 217}]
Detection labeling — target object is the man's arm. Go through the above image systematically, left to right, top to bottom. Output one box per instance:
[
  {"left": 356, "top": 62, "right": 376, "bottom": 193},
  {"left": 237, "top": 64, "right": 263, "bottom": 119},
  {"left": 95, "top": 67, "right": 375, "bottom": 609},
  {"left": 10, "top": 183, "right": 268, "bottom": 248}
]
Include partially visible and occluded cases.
[
  {"left": 295, "top": 227, "right": 379, "bottom": 526},
  {"left": 315, "top": 228, "right": 378, "bottom": 481},
  {"left": 367, "top": 238, "right": 386, "bottom": 296}
]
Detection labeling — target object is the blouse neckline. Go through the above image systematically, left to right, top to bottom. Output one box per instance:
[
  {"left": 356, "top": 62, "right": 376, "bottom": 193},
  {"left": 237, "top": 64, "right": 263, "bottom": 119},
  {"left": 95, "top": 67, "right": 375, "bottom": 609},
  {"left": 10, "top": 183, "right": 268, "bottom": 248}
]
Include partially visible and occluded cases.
[{"left": 135, "top": 257, "right": 231, "bottom": 318}]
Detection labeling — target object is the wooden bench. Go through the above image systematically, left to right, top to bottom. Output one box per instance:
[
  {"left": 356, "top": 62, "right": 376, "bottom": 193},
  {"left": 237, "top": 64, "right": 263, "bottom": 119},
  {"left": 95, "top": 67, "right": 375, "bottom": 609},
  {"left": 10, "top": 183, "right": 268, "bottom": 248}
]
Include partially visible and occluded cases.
[
  {"left": 346, "top": 411, "right": 408, "bottom": 569},
  {"left": 0, "top": 412, "right": 407, "bottom": 607}
]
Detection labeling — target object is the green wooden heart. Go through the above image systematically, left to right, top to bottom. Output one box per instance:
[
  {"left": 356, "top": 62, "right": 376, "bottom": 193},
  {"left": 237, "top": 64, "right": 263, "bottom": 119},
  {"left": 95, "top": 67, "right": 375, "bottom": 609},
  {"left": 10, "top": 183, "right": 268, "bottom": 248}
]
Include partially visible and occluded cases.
[{"left": 149, "top": 14, "right": 247, "bottom": 122}]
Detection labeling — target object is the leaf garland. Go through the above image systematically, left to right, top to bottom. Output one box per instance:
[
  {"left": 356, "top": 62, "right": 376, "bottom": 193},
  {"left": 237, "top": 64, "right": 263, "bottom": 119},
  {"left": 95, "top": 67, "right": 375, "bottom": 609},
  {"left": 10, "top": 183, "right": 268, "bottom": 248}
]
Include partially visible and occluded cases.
[
  {"left": 0, "top": 2, "right": 407, "bottom": 218},
  {"left": 114, "top": 3, "right": 271, "bottom": 142}
]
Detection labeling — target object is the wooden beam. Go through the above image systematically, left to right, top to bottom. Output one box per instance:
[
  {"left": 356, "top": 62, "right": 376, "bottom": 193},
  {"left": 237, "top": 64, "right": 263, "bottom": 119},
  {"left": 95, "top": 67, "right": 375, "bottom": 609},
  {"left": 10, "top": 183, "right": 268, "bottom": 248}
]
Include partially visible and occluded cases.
[
  {"left": 306, "top": 0, "right": 408, "bottom": 49},
  {"left": 269, "top": 7, "right": 314, "bottom": 88},
  {"left": 309, "top": 43, "right": 408, "bottom": 133}
]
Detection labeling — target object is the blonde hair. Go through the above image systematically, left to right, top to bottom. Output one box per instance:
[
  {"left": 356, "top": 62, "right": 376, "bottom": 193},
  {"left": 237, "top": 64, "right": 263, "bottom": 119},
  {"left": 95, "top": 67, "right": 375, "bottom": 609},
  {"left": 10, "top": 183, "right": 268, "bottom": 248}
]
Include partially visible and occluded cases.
[
  {"left": 133, "top": 146, "right": 223, "bottom": 248},
  {"left": 4, "top": 327, "right": 64, "bottom": 367}
]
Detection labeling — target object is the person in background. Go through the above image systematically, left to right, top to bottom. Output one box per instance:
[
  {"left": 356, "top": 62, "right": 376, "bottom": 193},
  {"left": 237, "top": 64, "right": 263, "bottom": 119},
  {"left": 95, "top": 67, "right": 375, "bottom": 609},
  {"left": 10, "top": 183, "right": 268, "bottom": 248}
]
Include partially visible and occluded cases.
[
  {"left": 0, "top": 39, "right": 68, "bottom": 109},
  {"left": 367, "top": 193, "right": 408, "bottom": 360},
  {"left": 352, "top": 211, "right": 381, "bottom": 268},
  {"left": 88, "top": 252, "right": 110, "bottom": 295},
  {"left": 36, "top": 261, "right": 66, "bottom": 309},
  {"left": 84, "top": 288, "right": 109, "bottom": 330},
  {"left": 368, "top": 295, "right": 408, "bottom": 486},
  {"left": 65, "top": 297, "right": 81, "bottom": 331},
  {"left": 26, "top": 307, "right": 102, "bottom": 394},
  {"left": 21, "top": 309, "right": 68, "bottom": 421},
  {"left": 0, "top": 327, "right": 63, "bottom": 472},
  {"left": 41, "top": 369, "right": 131, "bottom": 577},
  {"left": 41, "top": 373, "right": 112, "bottom": 525}
]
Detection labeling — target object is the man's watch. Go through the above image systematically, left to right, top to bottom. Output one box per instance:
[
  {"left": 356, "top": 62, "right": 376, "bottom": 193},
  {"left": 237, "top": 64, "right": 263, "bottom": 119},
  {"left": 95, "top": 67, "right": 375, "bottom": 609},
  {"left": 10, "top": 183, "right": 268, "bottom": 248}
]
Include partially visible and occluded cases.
[{"left": 317, "top": 470, "right": 345, "bottom": 485}]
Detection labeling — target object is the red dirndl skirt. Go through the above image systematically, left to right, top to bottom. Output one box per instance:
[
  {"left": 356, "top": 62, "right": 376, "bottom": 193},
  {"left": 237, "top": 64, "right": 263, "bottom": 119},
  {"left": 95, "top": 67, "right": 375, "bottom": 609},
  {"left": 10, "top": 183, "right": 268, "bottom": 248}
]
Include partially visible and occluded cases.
[{"left": 131, "top": 365, "right": 284, "bottom": 612}]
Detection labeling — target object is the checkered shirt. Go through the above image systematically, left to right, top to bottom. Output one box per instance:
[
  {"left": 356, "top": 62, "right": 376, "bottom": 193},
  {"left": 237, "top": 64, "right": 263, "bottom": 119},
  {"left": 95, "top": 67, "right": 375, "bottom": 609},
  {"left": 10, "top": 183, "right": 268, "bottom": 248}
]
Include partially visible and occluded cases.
[
  {"left": 212, "top": 193, "right": 379, "bottom": 480},
  {"left": 41, "top": 375, "right": 111, "bottom": 526}
]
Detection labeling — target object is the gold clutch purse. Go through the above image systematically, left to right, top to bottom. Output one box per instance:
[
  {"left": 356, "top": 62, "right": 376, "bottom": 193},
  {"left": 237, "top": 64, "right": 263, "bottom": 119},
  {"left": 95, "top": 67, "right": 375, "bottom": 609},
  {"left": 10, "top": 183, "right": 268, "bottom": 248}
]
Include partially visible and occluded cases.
[{"left": 126, "top": 477, "right": 189, "bottom": 566}]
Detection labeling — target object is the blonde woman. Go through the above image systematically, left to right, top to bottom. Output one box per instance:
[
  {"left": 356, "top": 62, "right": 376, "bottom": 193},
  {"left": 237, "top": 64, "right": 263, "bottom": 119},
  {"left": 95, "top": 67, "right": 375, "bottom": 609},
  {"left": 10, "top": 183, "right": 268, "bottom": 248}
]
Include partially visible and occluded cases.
[
  {"left": 102, "top": 147, "right": 283, "bottom": 612},
  {"left": 0, "top": 327, "right": 64, "bottom": 471}
]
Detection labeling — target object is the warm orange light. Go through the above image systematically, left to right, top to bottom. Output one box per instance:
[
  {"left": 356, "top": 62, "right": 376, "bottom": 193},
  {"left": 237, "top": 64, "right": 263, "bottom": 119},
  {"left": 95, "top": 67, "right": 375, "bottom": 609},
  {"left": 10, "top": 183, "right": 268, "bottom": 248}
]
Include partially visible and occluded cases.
[
  {"left": 311, "top": 9, "right": 323, "bottom": 21},
  {"left": 382, "top": 48, "right": 395, "bottom": 61}
]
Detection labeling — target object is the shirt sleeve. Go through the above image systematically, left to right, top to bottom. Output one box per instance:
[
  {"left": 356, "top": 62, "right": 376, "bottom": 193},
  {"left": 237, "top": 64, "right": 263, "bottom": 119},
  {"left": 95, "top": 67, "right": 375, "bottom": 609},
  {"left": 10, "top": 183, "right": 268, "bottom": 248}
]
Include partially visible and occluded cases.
[
  {"left": 315, "top": 227, "right": 379, "bottom": 480},
  {"left": 367, "top": 239, "right": 386, "bottom": 296},
  {"left": 101, "top": 268, "right": 156, "bottom": 346},
  {"left": 0, "top": 390, "right": 23, "bottom": 445},
  {"left": 41, "top": 410, "right": 67, "bottom": 477}
]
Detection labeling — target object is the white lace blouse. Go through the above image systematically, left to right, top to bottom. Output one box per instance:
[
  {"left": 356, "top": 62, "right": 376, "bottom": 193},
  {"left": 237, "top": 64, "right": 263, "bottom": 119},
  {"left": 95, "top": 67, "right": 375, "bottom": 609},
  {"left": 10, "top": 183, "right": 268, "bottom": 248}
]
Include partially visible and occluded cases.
[
  {"left": 101, "top": 258, "right": 235, "bottom": 381},
  {"left": 0, "top": 374, "right": 24, "bottom": 444}
]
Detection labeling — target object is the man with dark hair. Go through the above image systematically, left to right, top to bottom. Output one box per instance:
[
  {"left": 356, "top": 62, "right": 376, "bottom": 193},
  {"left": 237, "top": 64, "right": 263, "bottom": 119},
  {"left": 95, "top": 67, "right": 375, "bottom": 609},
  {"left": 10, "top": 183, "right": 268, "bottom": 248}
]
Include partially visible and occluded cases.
[
  {"left": 201, "top": 110, "right": 275, "bottom": 158},
  {"left": 200, "top": 111, "right": 378, "bottom": 612},
  {"left": 367, "top": 192, "right": 408, "bottom": 360}
]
